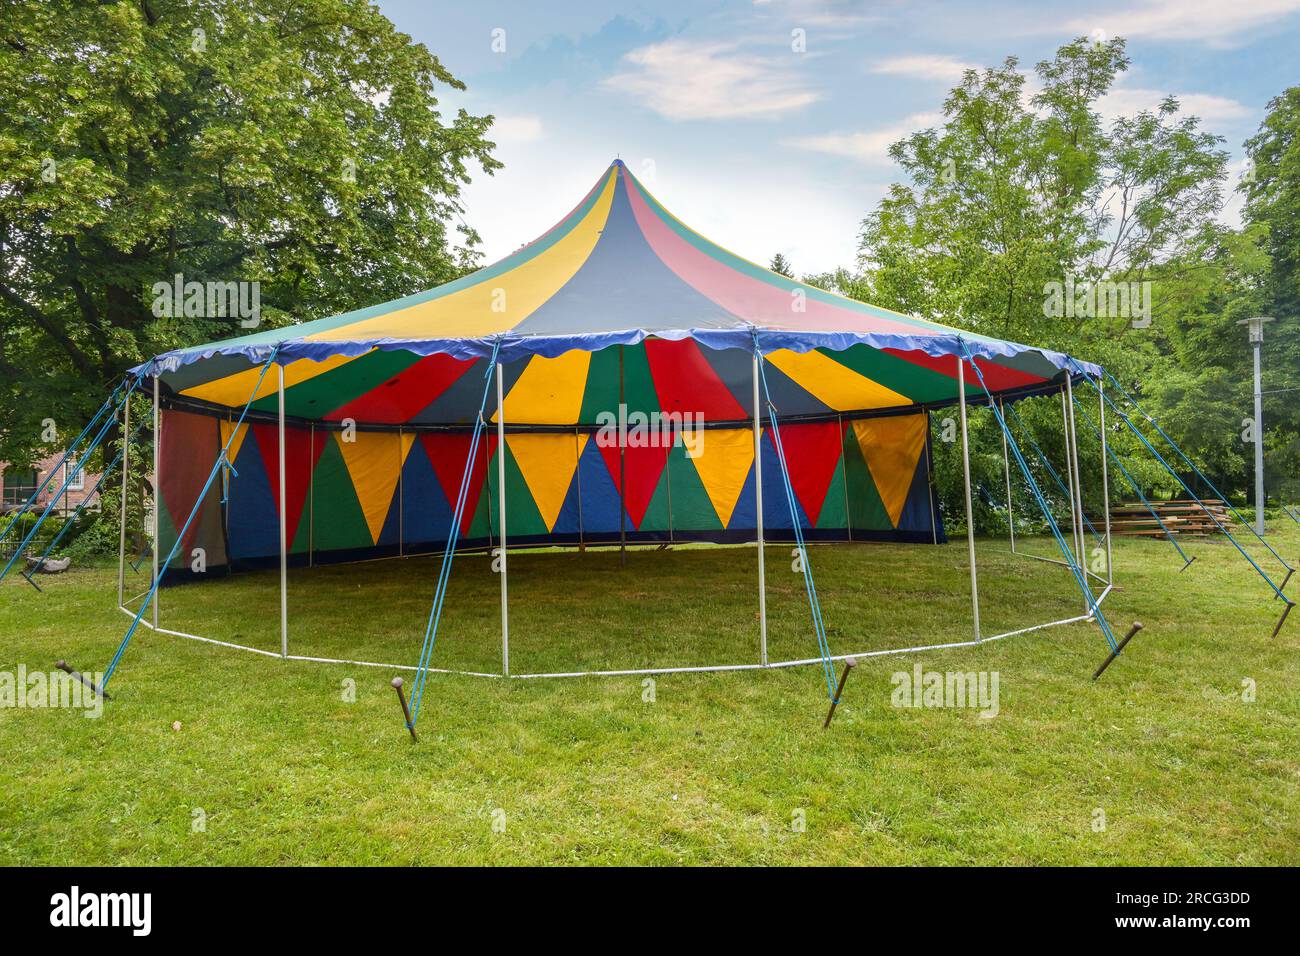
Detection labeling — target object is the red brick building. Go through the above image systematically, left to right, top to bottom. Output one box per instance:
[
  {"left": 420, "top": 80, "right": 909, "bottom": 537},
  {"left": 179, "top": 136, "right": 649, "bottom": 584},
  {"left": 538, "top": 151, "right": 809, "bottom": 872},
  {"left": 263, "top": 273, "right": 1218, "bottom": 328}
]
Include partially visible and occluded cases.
[{"left": 0, "top": 451, "right": 104, "bottom": 516}]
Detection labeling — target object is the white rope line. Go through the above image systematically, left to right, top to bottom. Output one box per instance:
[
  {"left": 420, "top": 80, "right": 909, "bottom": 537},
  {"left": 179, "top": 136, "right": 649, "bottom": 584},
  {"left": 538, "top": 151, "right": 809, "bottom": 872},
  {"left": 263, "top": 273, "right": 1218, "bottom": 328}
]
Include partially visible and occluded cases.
[
  {"left": 998, "top": 548, "right": 1110, "bottom": 584},
  {"left": 117, "top": 589, "right": 1109, "bottom": 680}
]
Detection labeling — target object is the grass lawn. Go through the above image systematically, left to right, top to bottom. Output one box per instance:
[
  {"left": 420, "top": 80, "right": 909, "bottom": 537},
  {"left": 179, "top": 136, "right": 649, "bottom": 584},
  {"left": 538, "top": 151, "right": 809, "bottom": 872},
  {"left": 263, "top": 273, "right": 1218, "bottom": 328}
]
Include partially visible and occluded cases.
[{"left": 2, "top": 523, "right": 1298, "bottom": 865}]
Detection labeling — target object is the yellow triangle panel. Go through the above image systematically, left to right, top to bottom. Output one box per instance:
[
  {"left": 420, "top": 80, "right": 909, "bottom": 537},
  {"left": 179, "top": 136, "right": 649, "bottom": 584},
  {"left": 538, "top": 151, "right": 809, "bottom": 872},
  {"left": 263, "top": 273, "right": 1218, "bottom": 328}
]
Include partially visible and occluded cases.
[
  {"left": 768, "top": 349, "right": 909, "bottom": 411},
  {"left": 495, "top": 350, "right": 592, "bottom": 425},
  {"left": 852, "top": 413, "right": 928, "bottom": 526},
  {"left": 690, "top": 427, "right": 754, "bottom": 527},
  {"left": 334, "top": 430, "right": 402, "bottom": 544},
  {"left": 506, "top": 432, "right": 582, "bottom": 531}
]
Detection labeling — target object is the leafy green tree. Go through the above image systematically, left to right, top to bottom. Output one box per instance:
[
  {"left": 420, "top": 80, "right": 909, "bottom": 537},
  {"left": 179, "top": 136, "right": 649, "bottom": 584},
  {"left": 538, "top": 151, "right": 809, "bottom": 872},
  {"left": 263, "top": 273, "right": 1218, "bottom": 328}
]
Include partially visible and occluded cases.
[
  {"left": 0, "top": 0, "right": 499, "bottom": 469},
  {"left": 851, "top": 36, "right": 1235, "bottom": 526},
  {"left": 858, "top": 36, "right": 1227, "bottom": 368},
  {"left": 769, "top": 252, "right": 793, "bottom": 277}
]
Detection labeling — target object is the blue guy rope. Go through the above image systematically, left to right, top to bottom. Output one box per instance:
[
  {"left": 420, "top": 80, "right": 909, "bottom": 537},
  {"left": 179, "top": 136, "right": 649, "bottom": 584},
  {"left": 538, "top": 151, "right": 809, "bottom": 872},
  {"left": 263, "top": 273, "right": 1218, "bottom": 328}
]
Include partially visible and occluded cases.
[
  {"left": 753, "top": 335, "right": 838, "bottom": 701},
  {"left": 406, "top": 339, "right": 504, "bottom": 731},
  {"left": 961, "top": 341, "right": 1118, "bottom": 652},
  {"left": 101, "top": 349, "right": 280, "bottom": 687},
  {"left": 1077, "top": 364, "right": 1288, "bottom": 601},
  {"left": 1098, "top": 366, "right": 1292, "bottom": 573},
  {"left": 1, "top": 374, "right": 145, "bottom": 582},
  {"left": 0, "top": 377, "right": 130, "bottom": 546},
  {"left": 1067, "top": 389, "right": 1192, "bottom": 567},
  {"left": 999, "top": 397, "right": 1104, "bottom": 546},
  {"left": 22, "top": 418, "right": 151, "bottom": 587}
]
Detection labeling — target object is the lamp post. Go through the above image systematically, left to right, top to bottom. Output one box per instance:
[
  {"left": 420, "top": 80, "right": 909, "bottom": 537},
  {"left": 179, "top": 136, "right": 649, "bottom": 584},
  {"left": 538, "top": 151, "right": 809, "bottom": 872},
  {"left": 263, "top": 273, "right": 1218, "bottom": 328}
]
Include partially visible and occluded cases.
[{"left": 1237, "top": 316, "right": 1274, "bottom": 536}]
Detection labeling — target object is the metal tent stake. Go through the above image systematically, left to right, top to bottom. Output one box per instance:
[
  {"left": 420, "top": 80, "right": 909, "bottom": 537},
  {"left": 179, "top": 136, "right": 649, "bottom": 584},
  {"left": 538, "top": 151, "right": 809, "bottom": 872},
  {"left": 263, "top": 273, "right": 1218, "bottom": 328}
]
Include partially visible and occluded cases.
[
  {"left": 1274, "top": 567, "right": 1293, "bottom": 599},
  {"left": 1272, "top": 601, "right": 1295, "bottom": 640},
  {"left": 1091, "top": 622, "right": 1144, "bottom": 680},
  {"left": 822, "top": 657, "right": 856, "bottom": 728},
  {"left": 56, "top": 661, "right": 111, "bottom": 701},
  {"left": 391, "top": 677, "right": 416, "bottom": 742}
]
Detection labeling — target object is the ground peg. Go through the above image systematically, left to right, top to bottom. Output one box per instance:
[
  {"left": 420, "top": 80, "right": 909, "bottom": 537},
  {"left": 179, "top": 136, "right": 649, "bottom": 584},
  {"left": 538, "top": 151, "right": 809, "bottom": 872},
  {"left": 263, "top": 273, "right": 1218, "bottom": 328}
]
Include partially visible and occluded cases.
[
  {"left": 1178, "top": 555, "right": 1196, "bottom": 573},
  {"left": 1275, "top": 566, "right": 1294, "bottom": 599},
  {"left": 1272, "top": 601, "right": 1294, "bottom": 640},
  {"left": 1091, "top": 622, "right": 1144, "bottom": 680},
  {"left": 822, "top": 657, "right": 857, "bottom": 729},
  {"left": 55, "top": 660, "right": 110, "bottom": 700},
  {"left": 392, "top": 677, "right": 416, "bottom": 742}
]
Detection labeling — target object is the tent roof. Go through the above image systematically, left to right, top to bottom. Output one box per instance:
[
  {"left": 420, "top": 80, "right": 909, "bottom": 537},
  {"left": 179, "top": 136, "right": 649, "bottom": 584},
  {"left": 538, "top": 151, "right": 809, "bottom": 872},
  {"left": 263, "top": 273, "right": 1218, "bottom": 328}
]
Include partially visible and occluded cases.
[{"left": 145, "top": 160, "right": 1098, "bottom": 426}]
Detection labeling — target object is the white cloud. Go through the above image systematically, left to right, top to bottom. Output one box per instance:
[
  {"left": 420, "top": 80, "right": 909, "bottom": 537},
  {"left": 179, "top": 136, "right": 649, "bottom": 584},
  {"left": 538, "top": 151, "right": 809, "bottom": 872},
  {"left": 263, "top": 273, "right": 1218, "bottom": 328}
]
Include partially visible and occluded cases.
[
  {"left": 1061, "top": 0, "right": 1300, "bottom": 44},
  {"left": 603, "top": 39, "right": 818, "bottom": 120},
  {"left": 870, "top": 54, "right": 979, "bottom": 83},
  {"left": 1097, "top": 86, "right": 1253, "bottom": 123},
  {"left": 784, "top": 112, "right": 942, "bottom": 164},
  {"left": 490, "top": 115, "right": 545, "bottom": 145}
]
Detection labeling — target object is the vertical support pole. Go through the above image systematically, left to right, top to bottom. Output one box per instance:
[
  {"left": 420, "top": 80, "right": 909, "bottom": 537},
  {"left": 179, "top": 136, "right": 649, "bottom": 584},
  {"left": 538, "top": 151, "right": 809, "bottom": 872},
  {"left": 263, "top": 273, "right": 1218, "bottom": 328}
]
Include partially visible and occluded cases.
[
  {"left": 1252, "top": 336, "right": 1265, "bottom": 537},
  {"left": 618, "top": 344, "right": 626, "bottom": 569},
  {"left": 753, "top": 352, "right": 768, "bottom": 666},
  {"left": 957, "top": 357, "right": 980, "bottom": 641},
  {"left": 496, "top": 361, "right": 509, "bottom": 677},
  {"left": 278, "top": 363, "right": 288, "bottom": 659},
  {"left": 151, "top": 375, "right": 160, "bottom": 629},
  {"left": 1066, "top": 376, "right": 1089, "bottom": 612},
  {"left": 1098, "top": 379, "right": 1113, "bottom": 585},
  {"left": 1060, "top": 386, "right": 1083, "bottom": 568},
  {"left": 117, "top": 395, "right": 130, "bottom": 608},
  {"left": 999, "top": 397, "right": 1014, "bottom": 553},
  {"left": 923, "top": 412, "right": 936, "bottom": 544},
  {"left": 841, "top": 413, "right": 854, "bottom": 542},
  {"left": 308, "top": 423, "right": 315, "bottom": 568},
  {"left": 397, "top": 425, "right": 403, "bottom": 558},
  {"left": 575, "top": 427, "right": 585, "bottom": 550}
]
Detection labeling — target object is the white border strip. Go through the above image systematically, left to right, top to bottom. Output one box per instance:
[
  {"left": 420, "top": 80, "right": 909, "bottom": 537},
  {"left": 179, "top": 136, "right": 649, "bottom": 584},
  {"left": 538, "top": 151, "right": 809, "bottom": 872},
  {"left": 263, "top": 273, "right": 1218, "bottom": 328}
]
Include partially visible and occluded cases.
[{"left": 119, "top": 589, "right": 1109, "bottom": 681}]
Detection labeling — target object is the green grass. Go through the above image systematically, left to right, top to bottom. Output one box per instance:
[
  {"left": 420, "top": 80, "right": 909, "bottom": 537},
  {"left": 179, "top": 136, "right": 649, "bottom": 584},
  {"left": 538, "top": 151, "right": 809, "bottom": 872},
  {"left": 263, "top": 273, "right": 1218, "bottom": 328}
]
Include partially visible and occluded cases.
[{"left": 2, "top": 524, "right": 1298, "bottom": 865}]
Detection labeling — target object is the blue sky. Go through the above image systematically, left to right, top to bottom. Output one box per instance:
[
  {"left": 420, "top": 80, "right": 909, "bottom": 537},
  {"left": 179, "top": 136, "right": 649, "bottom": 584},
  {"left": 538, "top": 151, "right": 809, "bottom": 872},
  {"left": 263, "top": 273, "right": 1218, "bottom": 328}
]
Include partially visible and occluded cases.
[{"left": 378, "top": 0, "right": 1300, "bottom": 275}]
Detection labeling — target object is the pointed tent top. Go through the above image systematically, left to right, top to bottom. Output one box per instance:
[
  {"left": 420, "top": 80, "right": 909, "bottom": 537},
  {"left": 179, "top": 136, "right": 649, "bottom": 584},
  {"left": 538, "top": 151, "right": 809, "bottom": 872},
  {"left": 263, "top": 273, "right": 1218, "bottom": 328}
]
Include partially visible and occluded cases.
[{"left": 146, "top": 160, "right": 1095, "bottom": 382}]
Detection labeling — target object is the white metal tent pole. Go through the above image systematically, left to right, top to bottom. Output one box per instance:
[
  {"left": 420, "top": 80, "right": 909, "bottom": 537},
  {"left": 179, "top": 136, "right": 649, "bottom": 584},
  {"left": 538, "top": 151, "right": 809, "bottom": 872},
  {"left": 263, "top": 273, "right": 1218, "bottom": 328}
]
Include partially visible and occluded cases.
[
  {"left": 1251, "top": 329, "right": 1266, "bottom": 536},
  {"left": 752, "top": 352, "right": 768, "bottom": 666},
  {"left": 957, "top": 357, "right": 980, "bottom": 641},
  {"left": 496, "top": 361, "right": 509, "bottom": 677},
  {"left": 278, "top": 364, "right": 288, "bottom": 659},
  {"left": 1065, "top": 374, "right": 1089, "bottom": 614},
  {"left": 152, "top": 375, "right": 160, "bottom": 629},
  {"left": 1098, "top": 379, "right": 1113, "bottom": 585},
  {"left": 1060, "top": 386, "right": 1083, "bottom": 570},
  {"left": 117, "top": 393, "right": 130, "bottom": 608},
  {"left": 999, "top": 396, "right": 1014, "bottom": 553},
  {"left": 397, "top": 425, "right": 404, "bottom": 558}
]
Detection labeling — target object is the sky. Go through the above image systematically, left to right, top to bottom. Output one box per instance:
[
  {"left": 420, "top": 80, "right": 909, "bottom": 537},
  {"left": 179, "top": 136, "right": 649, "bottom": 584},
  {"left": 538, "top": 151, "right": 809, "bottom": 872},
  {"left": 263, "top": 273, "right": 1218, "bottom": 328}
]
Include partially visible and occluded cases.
[{"left": 377, "top": 0, "right": 1300, "bottom": 276}]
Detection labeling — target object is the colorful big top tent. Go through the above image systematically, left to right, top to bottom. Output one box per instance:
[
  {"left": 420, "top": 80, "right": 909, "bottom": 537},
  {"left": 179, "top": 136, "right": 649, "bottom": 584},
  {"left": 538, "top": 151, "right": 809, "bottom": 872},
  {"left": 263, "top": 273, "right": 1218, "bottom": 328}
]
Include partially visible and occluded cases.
[
  {"left": 83, "top": 158, "right": 1153, "bottom": 721},
  {"left": 149, "top": 160, "right": 1094, "bottom": 569}
]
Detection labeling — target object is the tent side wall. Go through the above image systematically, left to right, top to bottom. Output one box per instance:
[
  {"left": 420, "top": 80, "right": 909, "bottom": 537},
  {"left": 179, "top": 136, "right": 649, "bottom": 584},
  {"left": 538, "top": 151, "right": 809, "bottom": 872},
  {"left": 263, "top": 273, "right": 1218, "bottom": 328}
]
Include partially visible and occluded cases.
[{"left": 155, "top": 407, "right": 946, "bottom": 583}]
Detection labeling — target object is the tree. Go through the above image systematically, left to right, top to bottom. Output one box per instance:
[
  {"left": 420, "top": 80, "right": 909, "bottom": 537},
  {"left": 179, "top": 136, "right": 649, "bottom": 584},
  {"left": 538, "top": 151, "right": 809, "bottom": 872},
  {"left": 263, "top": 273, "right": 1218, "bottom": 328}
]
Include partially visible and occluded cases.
[
  {"left": 0, "top": 0, "right": 500, "bottom": 468},
  {"left": 850, "top": 36, "right": 1234, "bottom": 525},
  {"left": 857, "top": 36, "right": 1228, "bottom": 370},
  {"left": 769, "top": 252, "right": 793, "bottom": 277}
]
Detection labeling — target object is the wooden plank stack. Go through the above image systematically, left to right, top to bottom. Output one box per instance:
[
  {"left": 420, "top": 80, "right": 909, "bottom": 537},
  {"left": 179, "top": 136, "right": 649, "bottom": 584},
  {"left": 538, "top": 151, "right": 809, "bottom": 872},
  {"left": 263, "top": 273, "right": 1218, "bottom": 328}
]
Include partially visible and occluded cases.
[{"left": 1102, "top": 499, "right": 1237, "bottom": 537}]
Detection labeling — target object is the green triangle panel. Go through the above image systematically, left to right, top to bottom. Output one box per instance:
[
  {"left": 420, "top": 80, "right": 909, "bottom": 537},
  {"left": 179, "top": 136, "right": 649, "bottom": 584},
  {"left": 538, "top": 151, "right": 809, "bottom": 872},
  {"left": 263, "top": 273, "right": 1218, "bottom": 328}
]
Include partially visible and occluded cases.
[
  {"left": 578, "top": 343, "right": 661, "bottom": 424},
  {"left": 841, "top": 427, "right": 891, "bottom": 531},
  {"left": 309, "top": 436, "right": 373, "bottom": 553},
  {"left": 663, "top": 441, "right": 723, "bottom": 531},
  {"left": 487, "top": 444, "right": 550, "bottom": 539},
  {"left": 815, "top": 450, "right": 849, "bottom": 530},
  {"left": 636, "top": 458, "right": 672, "bottom": 532},
  {"left": 465, "top": 480, "right": 494, "bottom": 541}
]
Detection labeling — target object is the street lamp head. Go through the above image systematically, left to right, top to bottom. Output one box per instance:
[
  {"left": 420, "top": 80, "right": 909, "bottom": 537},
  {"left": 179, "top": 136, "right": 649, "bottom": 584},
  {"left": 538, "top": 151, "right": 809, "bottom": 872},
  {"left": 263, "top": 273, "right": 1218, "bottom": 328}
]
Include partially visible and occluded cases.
[{"left": 1237, "top": 316, "right": 1274, "bottom": 343}]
